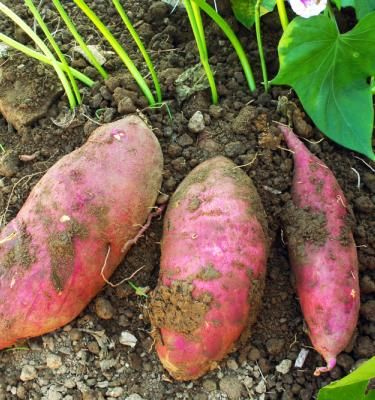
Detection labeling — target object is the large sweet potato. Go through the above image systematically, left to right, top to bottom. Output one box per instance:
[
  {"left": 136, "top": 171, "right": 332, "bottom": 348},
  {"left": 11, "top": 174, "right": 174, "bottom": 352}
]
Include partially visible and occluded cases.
[
  {"left": 0, "top": 115, "right": 163, "bottom": 349},
  {"left": 279, "top": 125, "right": 360, "bottom": 375},
  {"left": 149, "top": 156, "right": 269, "bottom": 380}
]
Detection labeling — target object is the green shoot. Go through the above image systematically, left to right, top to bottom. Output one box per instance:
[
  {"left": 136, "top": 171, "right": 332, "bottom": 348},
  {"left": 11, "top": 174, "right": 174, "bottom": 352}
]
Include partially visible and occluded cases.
[
  {"left": 25, "top": 0, "right": 81, "bottom": 105},
  {"left": 52, "top": 0, "right": 108, "bottom": 79},
  {"left": 73, "top": 0, "right": 156, "bottom": 105},
  {"left": 112, "top": 0, "right": 162, "bottom": 103},
  {"left": 184, "top": 0, "right": 218, "bottom": 104},
  {"left": 191, "top": 0, "right": 256, "bottom": 92},
  {"left": 255, "top": 0, "right": 269, "bottom": 91},
  {"left": 276, "top": 0, "right": 289, "bottom": 31},
  {"left": 0, "top": 1, "right": 76, "bottom": 108},
  {"left": 191, "top": 1, "right": 206, "bottom": 58},
  {"left": 0, "top": 33, "right": 94, "bottom": 86},
  {"left": 371, "top": 77, "right": 375, "bottom": 94},
  {"left": 149, "top": 101, "right": 174, "bottom": 120},
  {"left": 95, "top": 108, "right": 107, "bottom": 119},
  {"left": 0, "top": 144, "right": 5, "bottom": 153},
  {"left": 128, "top": 281, "right": 148, "bottom": 298},
  {"left": 3, "top": 347, "right": 29, "bottom": 352}
]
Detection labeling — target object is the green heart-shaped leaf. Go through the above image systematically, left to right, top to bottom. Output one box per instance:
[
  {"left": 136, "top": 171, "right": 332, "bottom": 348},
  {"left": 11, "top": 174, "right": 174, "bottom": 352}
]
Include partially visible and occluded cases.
[
  {"left": 231, "top": 0, "right": 276, "bottom": 28},
  {"left": 355, "top": 0, "right": 375, "bottom": 18},
  {"left": 272, "top": 13, "right": 375, "bottom": 160},
  {"left": 317, "top": 357, "right": 375, "bottom": 400}
]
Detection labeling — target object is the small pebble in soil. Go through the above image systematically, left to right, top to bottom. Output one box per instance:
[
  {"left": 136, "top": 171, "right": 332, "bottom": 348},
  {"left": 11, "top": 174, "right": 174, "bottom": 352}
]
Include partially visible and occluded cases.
[
  {"left": 118, "top": 97, "right": 137, "bottom": 114},
  {"left": 209, "top": 104, "right": 223, "bottom": 119},
  {"left": 232, "top": 106, "right": 257, "bottom": 135},
  {"left": 188, "top": 111, "right": 205, "bottom": 133},
  {"left": 0, "top": 150, "right": 19, "bottom": 177},
  {"left": 95, "top": 297, "right": 114, "bottom": 319},
  {"left": 119, "top": 331, "right": 138, "bottom": 348},
  {"left": 248, "top": 347, "right": 261, "bottom": 361},
  {"left": 46, "top": 353, "right": 63, "bottom": 369},
  {"left": 276, "top": 359, "right": 293, "bottom": 374},
  {"left": 20, "top": 365, "right": 37, "bottom": 381},
  {"left": 219, "top": 376, "right": 243, "bottom": 400},
  {"left": 202, "top": 379, "right": 217, "bottom": 392},
  {"left": 255, "top": 379, "right": 267, "bottom": 394},
  {"left": 106, "top": 387, "right": 124, "bottom": 398},
  {"left": 125, "top": 395, "right": 144, "bottom": 400}
]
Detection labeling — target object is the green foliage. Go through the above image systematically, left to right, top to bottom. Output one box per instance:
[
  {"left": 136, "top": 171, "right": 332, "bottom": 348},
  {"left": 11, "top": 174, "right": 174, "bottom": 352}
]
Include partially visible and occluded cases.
[
  {"left": 230, "top": 0, "right": 276, "bottom": 28},
  {"left": 332, "top": 0, "right": 375, "bottom": 19},
  {"left": 355, "top": 0, "right": 375, "bottom": 18},
  {"left": 272, "top": 13, "right": 375, "bottom": 160},
  {"left": 317, "top": 357, "right": 375, "bottom": 400}
]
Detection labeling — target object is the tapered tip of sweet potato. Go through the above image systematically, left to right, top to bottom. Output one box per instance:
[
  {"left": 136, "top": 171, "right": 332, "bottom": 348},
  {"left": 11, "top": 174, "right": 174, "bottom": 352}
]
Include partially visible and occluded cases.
[{"left": 313, "top": 357, "right": 337, "bottom": 376}]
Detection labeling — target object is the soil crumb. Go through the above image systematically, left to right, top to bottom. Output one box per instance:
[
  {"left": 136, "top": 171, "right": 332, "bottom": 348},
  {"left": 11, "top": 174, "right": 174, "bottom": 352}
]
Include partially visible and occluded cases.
[
  {"left": 282, "top": 202, "right": 328, "bottom": 260},
  {"left": 48, "top": 219, "right": 88, "bottom": 292},
  {"left": 3, "top": 222, "right": 35, "bottom": 270},
  {"left": 195, "top": 264, "right": 222, "bottom": 281},
  {"left": 148, "top": 281, "right": 211, "bottom": 335}
]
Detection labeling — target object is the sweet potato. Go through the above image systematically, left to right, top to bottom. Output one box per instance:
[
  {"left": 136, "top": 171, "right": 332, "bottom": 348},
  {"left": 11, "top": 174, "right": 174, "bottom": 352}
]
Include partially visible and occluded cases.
[
  {"left": 0, "top": 115, "right": 163, "bottom": 349},
  {"left": 279, "top": 124, "right": 360, "bottom": 375},
  {"left": 149, "top": 156, "right": 269, "bottom": 380}
]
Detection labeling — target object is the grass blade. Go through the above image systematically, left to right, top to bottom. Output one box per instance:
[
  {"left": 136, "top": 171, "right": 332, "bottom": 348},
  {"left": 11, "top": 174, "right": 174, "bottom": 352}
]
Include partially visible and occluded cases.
[
  {"left": 25, "top": 0, "right": 81, "bottom": 104},
  {"left": 52, "top": 0, "right": 108, "bottom": 79},
  {"left": 73, "top": 0, "right": 156, "bottom": 105},
  {"left": 112, "top": 0, "right": 162, "bottom": 103},
  {"left": 184, "top": 0, "right": 218, "bottom": 103},
  {"left": 192, "top": 0, "right": 256, "bottom": 92},
  {"left": 255, "top": 0, "right": 269, "bottom": 91},
  {"left": 0, "top": 1, "right": 76, "bottom": 108},
  {"left": 0, "top": 33, "right": 94, "bottom": 86}
]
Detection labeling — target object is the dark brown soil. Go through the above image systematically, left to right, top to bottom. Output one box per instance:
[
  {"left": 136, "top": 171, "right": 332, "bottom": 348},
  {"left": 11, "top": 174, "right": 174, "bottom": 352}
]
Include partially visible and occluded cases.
[
  {"left": 0, "top": 1, "right": 374, "bottom": 399},
  {"left": 149, "top": 282, "right": 211, "bottom": 336}
]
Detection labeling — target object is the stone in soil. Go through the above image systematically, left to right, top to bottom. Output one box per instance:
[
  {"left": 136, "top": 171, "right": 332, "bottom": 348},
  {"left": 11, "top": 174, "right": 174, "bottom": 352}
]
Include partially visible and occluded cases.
[
  {"left": 0, "top": 53, "right": 62, "bottom": 130},
  {"left": 188, "top": 111, "right": 205, "bottom": 133},
  {"left": 0, "top": 150, "right": 19, "bottom": 177},
  {"left": 95, "top": 297, "right": 114, "bottom": 320},
  {"left": 46, "top": 353, "right": 63, "bottom": 369},
  {"left": 276, "top": 359, "right": 292, "bottom": 374},
  {"left": 20, "top": 365, "right": 37, "bottom": 381},
  {"left": 219, "top": 376, "right": 243, "bottom": 400}
]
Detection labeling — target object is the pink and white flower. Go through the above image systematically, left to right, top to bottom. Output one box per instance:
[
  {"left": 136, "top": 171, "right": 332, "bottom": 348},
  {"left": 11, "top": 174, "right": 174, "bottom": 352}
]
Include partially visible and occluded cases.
[{"left": 289, "top": 0, "right": 327, "bottom": 18}]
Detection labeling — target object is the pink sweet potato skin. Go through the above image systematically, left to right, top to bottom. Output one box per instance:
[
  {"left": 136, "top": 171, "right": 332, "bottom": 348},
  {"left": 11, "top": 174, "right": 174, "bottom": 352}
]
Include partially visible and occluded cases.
[
  {"left": 0, "top": 115, "right": 163, "bottom": 349},
  {"left": 280, "top": 125, "right": 360, "bottom": 375},
  {"left": 150, "top": 156, "right": 269, "bottom": 380}
]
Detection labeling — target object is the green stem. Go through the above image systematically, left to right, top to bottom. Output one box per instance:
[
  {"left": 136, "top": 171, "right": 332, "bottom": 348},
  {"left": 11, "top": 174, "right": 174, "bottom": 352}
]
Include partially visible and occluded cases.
[
  {"left": 25, "top": 0, "right": 81, "bottom": 105},
  {"left": 52, "top": 0, "right": 108, "bottom": 79},
  {"left": 73, "top": 0, "right": 156, "bottom": 105},
  {"left": 112, "top": 0, "right": 161, "bottom": 103},
  {"left": 184, "top": 0, "right": 218, "bottom": 104},
  {"left": 191, "top": 0, "right": 207, "bottom": 58},
  {"left": 192, "top": 0, "right": 256, "bottom": 92},
  {"left": 255, "top": 0, "right": 268, "bottom": 92},
  {"left": 276, "top": 0, "right": 289, "bottom": 31},
  {"left": 0, "top": 1, "right": 76, "bottom": 109},
  {"left": 326, "top": 1, "right": 338, "bottom": 30},
  {"left": 0, "top": 33, "right": 94, "bottom": 86},
  {"left": 371, "top": 77, "right": 375, "bottom": 94}
]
